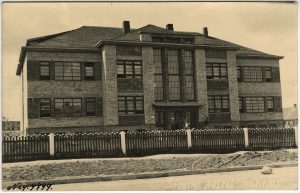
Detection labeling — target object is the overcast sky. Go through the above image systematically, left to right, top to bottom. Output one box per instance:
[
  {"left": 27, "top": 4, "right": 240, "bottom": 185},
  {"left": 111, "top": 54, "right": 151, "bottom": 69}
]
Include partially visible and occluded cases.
[{"left": 2, "top": 2, "right": 297, "bottom": 120}]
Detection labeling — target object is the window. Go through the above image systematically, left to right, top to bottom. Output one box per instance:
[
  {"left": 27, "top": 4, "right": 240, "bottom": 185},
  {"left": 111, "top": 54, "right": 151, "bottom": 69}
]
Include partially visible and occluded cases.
[
  {"left": 154, "top": 49, "right": 164, "bottom": 101},
  {"left": 168, "top": 50, "right": 181, "bottom": 101},
  {"left": 185, "top": 50, "right": 195, "bottom": 101},
  {"left": 117, "top": 60, "right": 142, "bottom": 78},
  {"left": 40, "top": 62, "right": 50, "bottom": 80},
  {"left": 54, "top": 62, "right": 81, "bottom": 80},
  {"left": 85, "top": 63, "right": 94, "bottom": 80},
  {"left": 206, "top": 63, "right": 227, "bottom": 79},
  {"left": 237, "top": 66, "right": 241, "bottom": 82},
  {"left": 243, "top": 67, "right": 263, "bottom": 82},
  {"left": 265, "top": 67, "right": 272, "bottom": 82},
  {"left": 208, "top": 95, "right": 229, "bottom": 113},
  {"left": 118, "top": 96, "right": 144, "bottom": 115},
  {"left": 239, "top": 97, "right": 243, "bottom": 112},
  {"left": 245, "top": 97, "right": 265, "bottom": 113},
  {"left": 266, "top": 97, "right": 274, "bottom": 112},
  {"left": 54, "top": 98, "right": 82, "bottom": 116},
  {"left": 85, "top": 98, "right": 95, "bottom": 116},
  {"left": 40, "top": 99, "right": 51, "bottom": 117},
  {"left": 155, "top": 111, "right": 165, "bottom": 127}
]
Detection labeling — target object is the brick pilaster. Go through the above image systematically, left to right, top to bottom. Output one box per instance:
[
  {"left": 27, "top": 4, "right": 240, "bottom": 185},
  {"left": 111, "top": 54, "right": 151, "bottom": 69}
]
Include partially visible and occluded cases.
[
  {"left": 102, "top": 45, "right": 118, "bottom": 125},
  {"left": 142, "top": 46, "right": 155, "bottom": 125},
  {"left": 194, "top": 49, "right": 209, "bottom": 125},
  {"left": 227, "top": 50, "right": 240, "bottom": 124}
]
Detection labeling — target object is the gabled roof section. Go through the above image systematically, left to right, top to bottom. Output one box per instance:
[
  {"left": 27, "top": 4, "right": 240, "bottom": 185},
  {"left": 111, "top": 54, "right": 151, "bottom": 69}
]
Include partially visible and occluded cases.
[{"left": 29, "top": 26, "right": 124, "bottom": 48}]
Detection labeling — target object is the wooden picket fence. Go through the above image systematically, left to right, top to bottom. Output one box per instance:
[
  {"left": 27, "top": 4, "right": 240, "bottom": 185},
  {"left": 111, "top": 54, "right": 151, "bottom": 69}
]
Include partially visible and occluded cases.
[
  {"left": 2, "top": 127, "right": 297, "bottom": 163},
  {"left": 248, "top": 127, "right": 296, "bottom": 150},
  {"left": 191, "top": 128, "right": 245, "bottom": 153},
  {"left": 126, "top": 130, "right": 188, "bottom": 156},
  {"left": 54, "top": 132, "right": 123, "bottom": 159},
  {"left": 2, "top": 135, "right": 51, "bottom": 162}
]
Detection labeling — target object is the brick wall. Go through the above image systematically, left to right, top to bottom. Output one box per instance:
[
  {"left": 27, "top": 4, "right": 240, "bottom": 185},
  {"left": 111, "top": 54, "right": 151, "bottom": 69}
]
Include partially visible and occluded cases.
[
  {"left": 102, "top": 45, "right": 119, "bottom": 126},
  {"left": 142, "top": 46, "right": 155, "bottom": 125},
  {"left": 194, "top": 49, "right": 209, "bottom": 124},
  {"left": 227, "top": 51, "right": 240, "bottom": 123},
  {"left": 117, "top": 78, "right": 143, "bottom": 93},
  {"left": 118, "top": 115, "right": 145, "bottom": 126}
]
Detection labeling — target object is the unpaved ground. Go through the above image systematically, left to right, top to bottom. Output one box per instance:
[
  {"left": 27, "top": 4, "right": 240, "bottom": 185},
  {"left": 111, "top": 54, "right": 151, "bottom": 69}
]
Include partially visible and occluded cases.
[
  {"left": 2, "top": 149, "right": 297, "bottom": 183},
  {"left": 52, "top": 167, "right": 298, "bottom": 190}
]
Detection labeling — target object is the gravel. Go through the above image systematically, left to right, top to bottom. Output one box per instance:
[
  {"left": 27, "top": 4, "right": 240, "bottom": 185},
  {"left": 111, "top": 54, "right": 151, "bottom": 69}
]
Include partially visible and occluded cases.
[{"left": 2, "top": 149, "right": 297, "bottom": 183}]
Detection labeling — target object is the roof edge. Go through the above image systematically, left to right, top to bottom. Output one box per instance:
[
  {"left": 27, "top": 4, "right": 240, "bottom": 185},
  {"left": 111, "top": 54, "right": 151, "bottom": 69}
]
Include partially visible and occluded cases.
[
  {"left": 95, "top": 40, "right": 240, "bottom": 50},
  {"left": 236, "top": 54, "right": 284, "bottom": 60}
]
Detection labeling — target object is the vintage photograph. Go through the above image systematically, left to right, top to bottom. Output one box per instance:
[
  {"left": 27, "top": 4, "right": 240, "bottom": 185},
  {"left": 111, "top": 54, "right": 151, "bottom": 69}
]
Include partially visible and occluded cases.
[{"left": 2, "top": 1, "right": 298, "bottom": 191}]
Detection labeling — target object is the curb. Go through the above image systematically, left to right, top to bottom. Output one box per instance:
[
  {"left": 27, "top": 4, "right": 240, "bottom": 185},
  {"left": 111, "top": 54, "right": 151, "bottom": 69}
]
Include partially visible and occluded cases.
[{"left": 2, "top": 163, "right": 297, "bottom": 188}]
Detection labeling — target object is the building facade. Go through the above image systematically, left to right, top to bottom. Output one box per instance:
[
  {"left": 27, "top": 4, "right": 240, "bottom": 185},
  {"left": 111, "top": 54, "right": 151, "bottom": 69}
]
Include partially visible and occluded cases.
[{"left": 16, "top": 21, "right": 284, "bottom": 135}]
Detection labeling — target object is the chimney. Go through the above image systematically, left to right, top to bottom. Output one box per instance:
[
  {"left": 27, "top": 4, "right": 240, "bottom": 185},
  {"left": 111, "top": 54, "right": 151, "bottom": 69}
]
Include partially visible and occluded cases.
[
  {"left": 123, "top": 21, "right": 130, "bottom": 34},
  {"left": 166, "top": 24, "right": 174, "bottom": 31},
  {"left": 203, "top": 27, "right": 208, "bottom": 37}
]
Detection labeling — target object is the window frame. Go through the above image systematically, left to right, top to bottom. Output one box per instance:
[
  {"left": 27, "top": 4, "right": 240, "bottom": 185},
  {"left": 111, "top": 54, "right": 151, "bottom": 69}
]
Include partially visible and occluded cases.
[
  {"left": 153, "top": 49, "right": 164, "bottom": 101},
  {"left": 168, "top": 49, "right": 181, "bottom": 101},
  {"left": 184, "top": 50, "right": 196, "bottom": 101},
  {"left": 117, "top": 60, "right": 142, "bottom": 79},
  {"left": 40, "top": 61, "right": 50, "bottom": 80},
  {"left": 54, "top": 61, "right": 81, "bottom": 81},
  {"left": 84, "top": 62, "right": 95, "bottom": 80},
  {"left": 206, "top": 63, "right": 228, "bottom": 80},
  {"left": 243, "top": 66, "right": 263, "bottom": 82},
  {"left": 265, "top": 67, "right": 272, "bottom": 82},
  {"left": 208, "top": 95, "right": 230, "bottom": 113},
  {"left": 118, "top": 96, "right": 144, "bottom": 115},
  {"left": 266, "top": 96, "right": 274, "bottom": 112},
  {"left": 244, "top": 97, "right": 265, "bottom": 113},
  {"left": 40, "top": 98, "right": 51, "bottom": 117},
  {"left": 54, "top": 98, "right": 82, "bottom": 117},
  {"left": 85, "top": 98, "right": 96, "bottom": 116}
]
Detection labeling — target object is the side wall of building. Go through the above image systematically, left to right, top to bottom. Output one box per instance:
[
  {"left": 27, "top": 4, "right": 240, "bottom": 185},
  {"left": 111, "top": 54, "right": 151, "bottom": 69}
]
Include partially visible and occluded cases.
[
  {"left": 26, "top": 51, "right": 104, "bottom": 134},
  {"left": 237, "top": 57, "right": 283, "bottom": 127}
]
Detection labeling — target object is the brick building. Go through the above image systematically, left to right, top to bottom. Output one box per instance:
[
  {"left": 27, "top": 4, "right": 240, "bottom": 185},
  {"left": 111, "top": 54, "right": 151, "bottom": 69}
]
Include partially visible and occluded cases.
[{"left": 16, "top": 21, "right": 284, "bottom": 135}]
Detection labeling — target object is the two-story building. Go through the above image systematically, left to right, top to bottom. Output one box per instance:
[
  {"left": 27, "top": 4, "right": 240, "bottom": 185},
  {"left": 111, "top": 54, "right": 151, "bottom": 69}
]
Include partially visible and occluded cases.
[{"left": 16, "top": 21, "right": 284, "bottom": 135}]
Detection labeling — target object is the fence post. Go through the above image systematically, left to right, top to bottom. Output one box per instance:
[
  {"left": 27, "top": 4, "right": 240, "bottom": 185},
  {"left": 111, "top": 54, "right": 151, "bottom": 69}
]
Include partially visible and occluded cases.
[
  {"left": 294, "top": 126, "right": 298, "bottom": 147},
  {"left": 243, "top": 127, "right": 249, "bottom": 149},
  {"left": 186, "top": 128, "right": 192, "bottom": 150},
  {"left": 120, "top": 131, "right": 126, "bottom": 155},
  {"left": 48, "top": 133, "right": 55, "bottom": 157}
]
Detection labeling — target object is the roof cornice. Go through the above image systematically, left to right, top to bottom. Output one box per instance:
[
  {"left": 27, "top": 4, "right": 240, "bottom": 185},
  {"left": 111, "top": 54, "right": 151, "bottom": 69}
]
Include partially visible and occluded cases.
[
  {"left": 95, "top": 40, "right": 240, "bottom": 50},
  {"left": 236, "top": 54, "right": 284, "bottom": 60}
]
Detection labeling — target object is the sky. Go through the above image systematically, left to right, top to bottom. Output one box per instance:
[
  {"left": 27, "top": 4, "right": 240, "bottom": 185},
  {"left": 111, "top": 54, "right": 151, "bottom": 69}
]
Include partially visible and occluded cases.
[{"left": 2, "top": 2, "right": 298, "bottom": 121}]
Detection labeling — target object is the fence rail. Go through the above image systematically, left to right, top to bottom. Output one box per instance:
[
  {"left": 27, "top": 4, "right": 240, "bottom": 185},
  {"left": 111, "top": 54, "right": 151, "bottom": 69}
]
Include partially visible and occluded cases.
[{"left": 2, "top": 127, "right": 298, "bottom": 162}]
